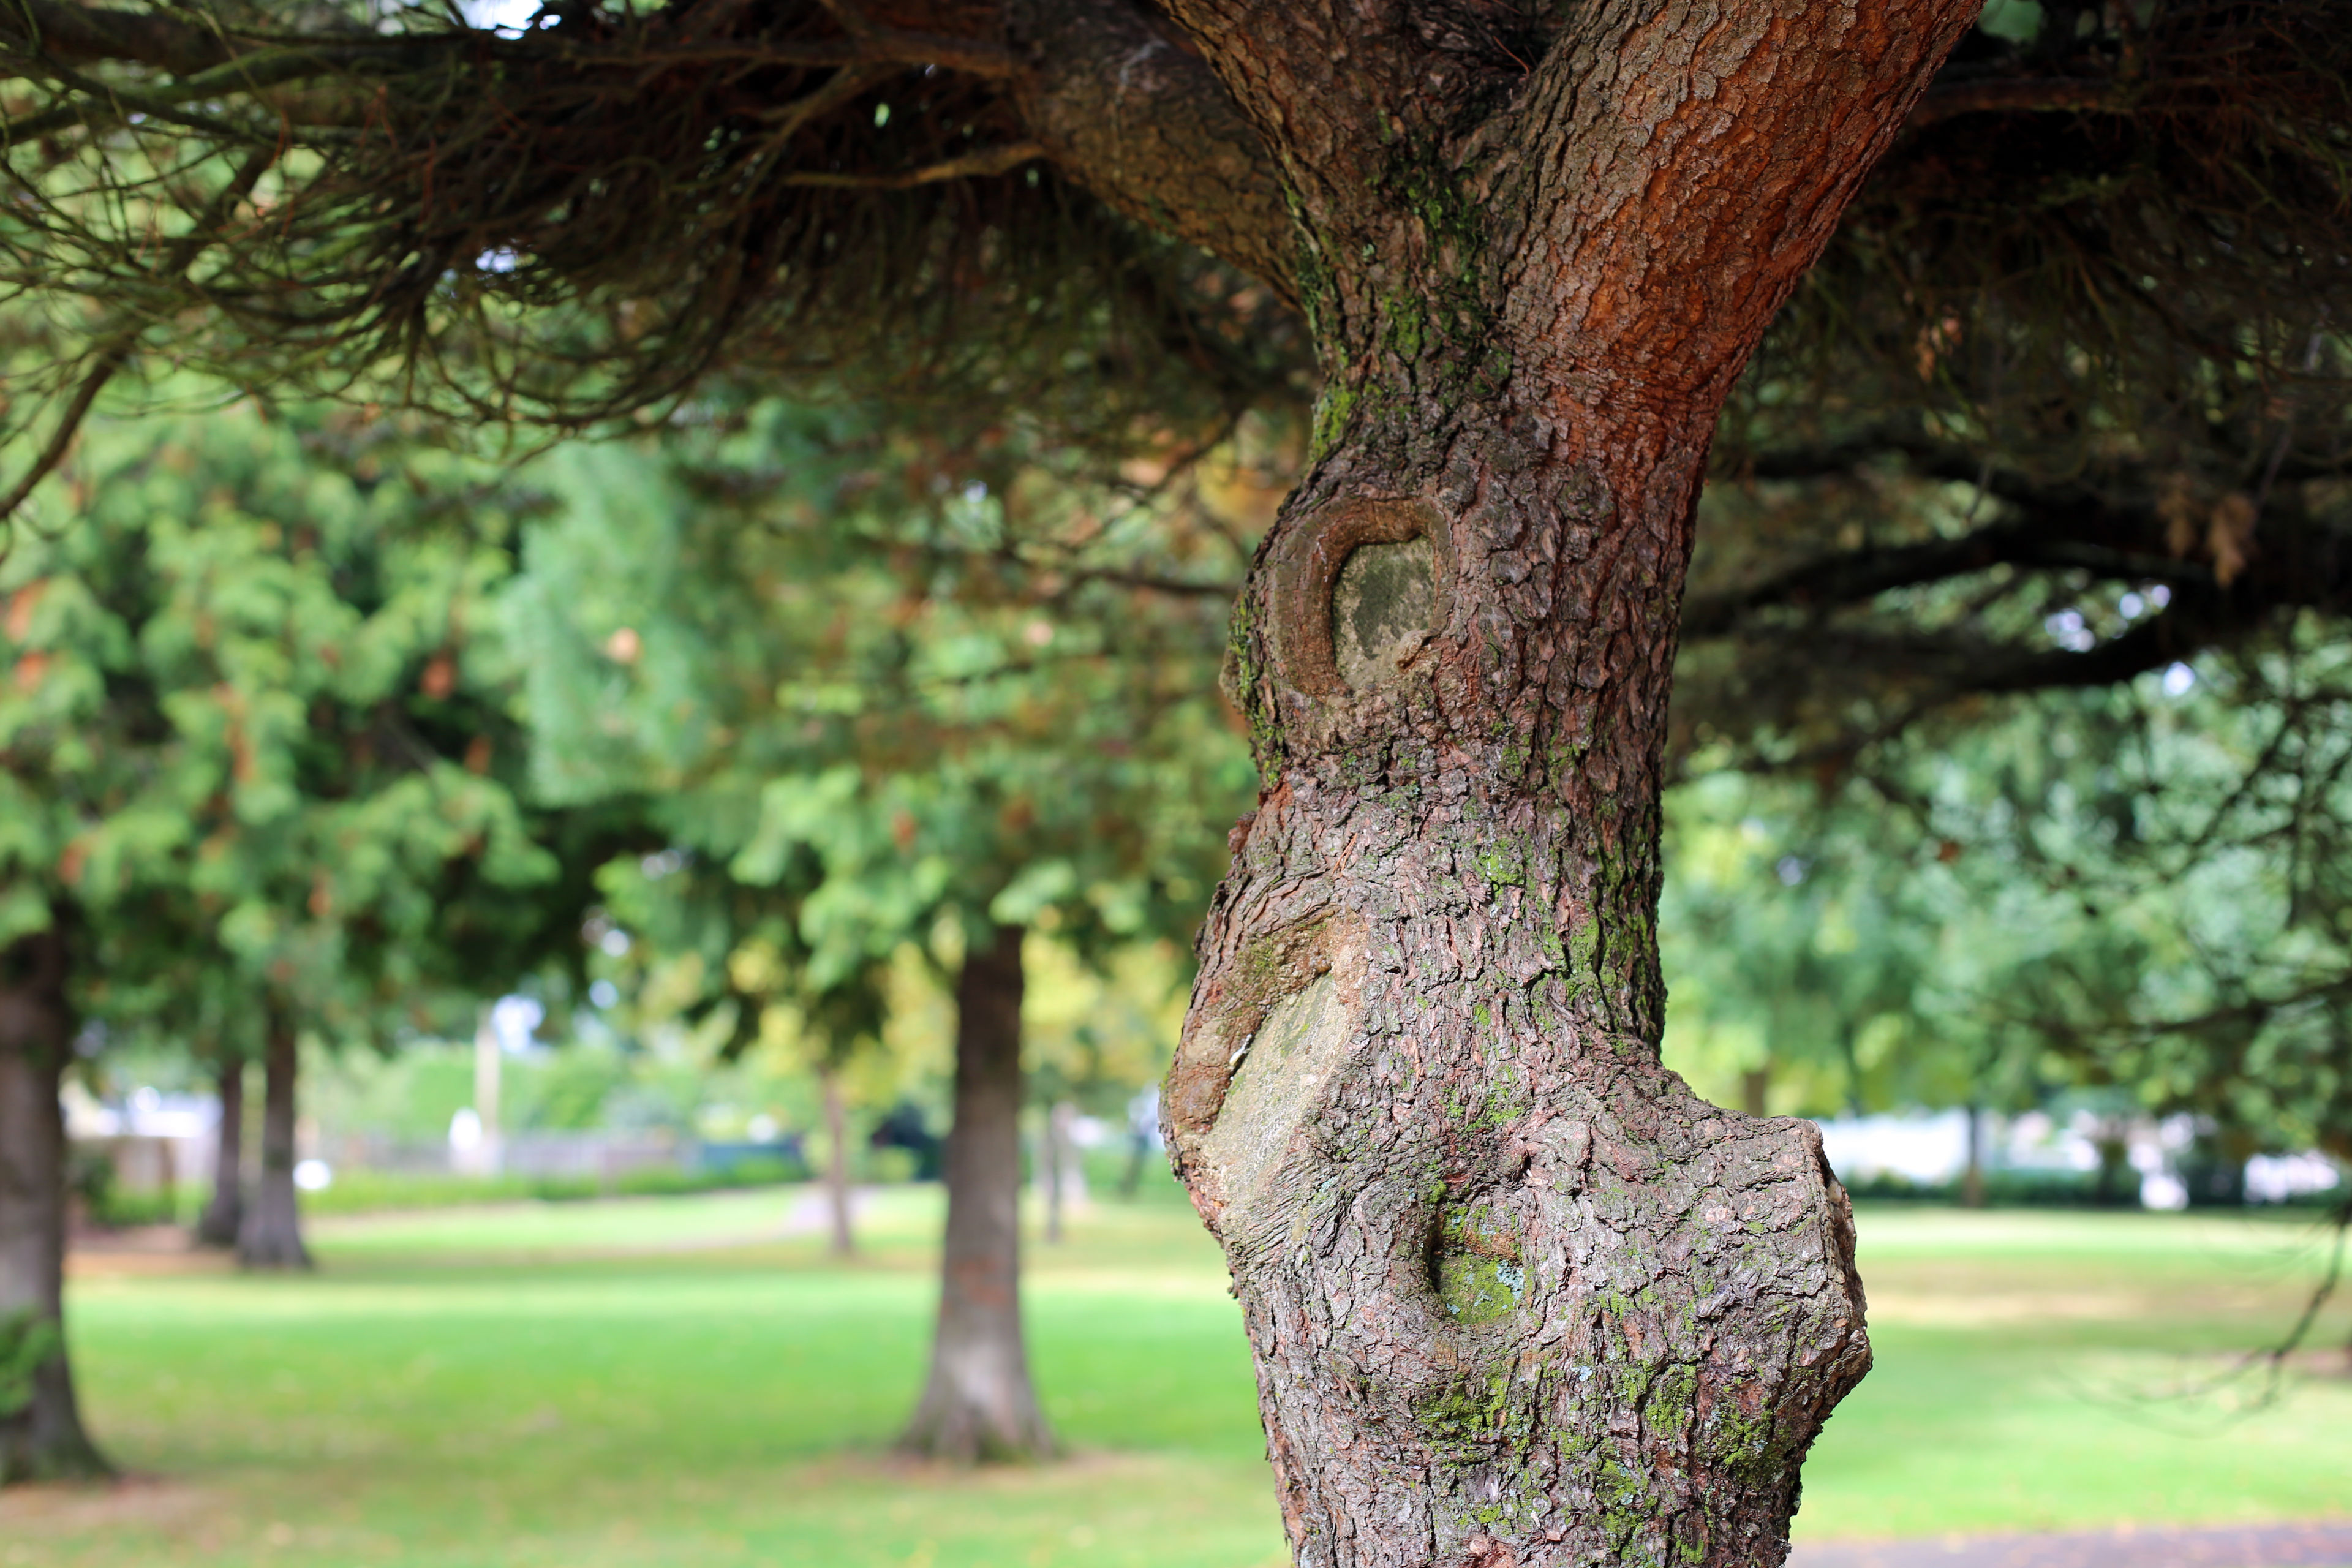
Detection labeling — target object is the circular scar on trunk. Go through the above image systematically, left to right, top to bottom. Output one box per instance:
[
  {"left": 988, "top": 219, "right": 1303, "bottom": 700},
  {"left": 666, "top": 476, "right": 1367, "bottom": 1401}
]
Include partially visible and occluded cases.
[
  {"left": 1269, "top": 497, "right": 1450, "bottom": 700},
  {"left": 1333, "top": 535, "right": 1436, "bottom": 690}
]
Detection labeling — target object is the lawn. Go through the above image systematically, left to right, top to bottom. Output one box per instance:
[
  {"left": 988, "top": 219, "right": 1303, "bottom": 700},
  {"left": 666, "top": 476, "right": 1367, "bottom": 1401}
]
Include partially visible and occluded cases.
[{"left": 4, "top": 1186, "right": 2347, "bottom": 1567}]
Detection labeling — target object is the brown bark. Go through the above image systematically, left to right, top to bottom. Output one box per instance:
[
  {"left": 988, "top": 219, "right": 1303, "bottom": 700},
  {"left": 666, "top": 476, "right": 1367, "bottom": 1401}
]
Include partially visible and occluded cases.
[
  {"left": 1150, "top": 4, "right": 1981, "bottom": 1565},
  {"left": 899, "top": 923, "right": 1053, "bottom": 1462},
  {"left": 0, "top": 928, "right": 110, "bottom": 1483},
  {"left": 236, "top": 1003, "right": 311, "bottom": 1271},
  {"left": 194, "top": 1054, "right": 244, "bottom": 1250},
  {"left": 821, "top": 1066, "right": 856, "bottom": 1257}
]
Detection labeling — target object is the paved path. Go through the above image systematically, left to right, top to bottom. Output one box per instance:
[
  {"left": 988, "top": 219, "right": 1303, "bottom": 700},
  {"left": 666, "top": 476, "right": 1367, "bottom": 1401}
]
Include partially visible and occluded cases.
[{"left": 1792, "top": 1523, "right": 2352, "bottom": 1568}]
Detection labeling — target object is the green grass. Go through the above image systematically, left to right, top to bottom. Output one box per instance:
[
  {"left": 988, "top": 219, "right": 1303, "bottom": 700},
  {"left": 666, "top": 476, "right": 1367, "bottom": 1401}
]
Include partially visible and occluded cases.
[
  {"left": 4, "top": 1191, "right": 2348, "bottom": 1566},
  {"left": 1801, "top": 1207, "right": 2352, "bottom": 1540}
]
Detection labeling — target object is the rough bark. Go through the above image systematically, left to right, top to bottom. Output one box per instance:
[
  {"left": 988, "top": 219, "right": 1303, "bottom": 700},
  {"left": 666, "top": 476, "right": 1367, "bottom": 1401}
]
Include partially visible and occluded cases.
[
  {"left": 1151, "top": 4, "right": 1982, "bottom": 1565},
  {"left": 899, "top": 923, "right": 1054, "bottom": 1462},
  {"left": 0, "top": 928, "right": 110, "bottom": 1483},
  {"left": 236, "top": 1003, "right": 311, "bottom": 1271},
  {"left": 193, "top": 1054, "right": 244, "bottom": 1250},
  {"left": 821, "top": 1067, "right": 856, "bottom": 1257}
]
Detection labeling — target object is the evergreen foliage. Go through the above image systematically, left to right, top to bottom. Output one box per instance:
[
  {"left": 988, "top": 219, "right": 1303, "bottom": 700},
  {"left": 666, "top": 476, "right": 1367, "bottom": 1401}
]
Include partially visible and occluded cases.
[
  {"left": 0, "top": 394, "right": 579, "bottom": 1077},
  {"left": 502, "top": 394, "right": 1261, "bottom": 1024},
  {"left": 1665, "top": 631, "right": 2352, "bottom": 1164}
]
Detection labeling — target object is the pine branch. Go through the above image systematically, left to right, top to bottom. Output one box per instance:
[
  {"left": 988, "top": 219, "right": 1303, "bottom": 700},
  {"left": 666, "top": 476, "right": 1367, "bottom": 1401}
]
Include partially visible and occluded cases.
[
  {"left": 1907, "top": 77, "right": 2127, "bottom": 127},
  {"left": 781, "top": 141, "right": 1045, "bottom": 188},
  {"left": 0, "top": 145, "right": 276, "bottom": 533}
]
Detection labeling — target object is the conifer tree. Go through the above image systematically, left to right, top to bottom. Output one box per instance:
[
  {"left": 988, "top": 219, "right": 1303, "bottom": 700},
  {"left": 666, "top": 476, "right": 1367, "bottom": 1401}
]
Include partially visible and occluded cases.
[{"left": 0, "top": 396, "right": 562, "bottom": 1470}]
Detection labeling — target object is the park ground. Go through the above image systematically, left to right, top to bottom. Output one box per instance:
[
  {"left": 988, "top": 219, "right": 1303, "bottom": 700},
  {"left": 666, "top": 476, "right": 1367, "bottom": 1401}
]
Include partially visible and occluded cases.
[{"left": 2, "top": 1181, "right": 2348, "bottom": 1568}]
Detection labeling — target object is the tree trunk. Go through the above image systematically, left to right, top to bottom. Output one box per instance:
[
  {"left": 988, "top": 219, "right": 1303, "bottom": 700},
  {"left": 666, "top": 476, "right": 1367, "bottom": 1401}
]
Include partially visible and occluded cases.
[
  {"left": 1147, "top": 3, "right": 1980, "bottom": 1561},
  {"left": 899, "top": 923, "right": 1053, "bottom": 1462},
  {"left": 0, "top": 928, "right": 110, "bottom": 1483},
  {"left": 237, "top": 1003, "right": 311, "bottom": 1270},
  {"left": 471, "top": 1007, "right": 504, "bottom": 1178},
  {"left": 193, "top": 1054, "right": 244, "bottom": 1249},
  {"left": 821, "top": 1066, "right": 855, "bottom": 1257},
  {"left": 1121, "top": 1087, "right": 1155, "bottom": 1199},
  {"left": 1041, "top": 1100, "right": 1070, "bottom": 1245},
  {"left": 1960, "top": 1105, "right": 1986, "bottom": 1209},
  {"left": 2092, "top": 1126, "right": 2133, "bottom": 1208},
  {"left": 1120, "top": 1129, "right": 1147, "bottom": 1199}
]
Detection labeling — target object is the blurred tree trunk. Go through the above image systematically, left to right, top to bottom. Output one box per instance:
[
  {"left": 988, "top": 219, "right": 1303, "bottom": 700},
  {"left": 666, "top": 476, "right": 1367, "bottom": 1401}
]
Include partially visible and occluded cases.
[
  {"left": 900, "top": 923, "right": 1052, "bottom": 1461},
  {"left": 0, "top": 927, "right": 110, "bottom": 1483},
  {"left": 237, "top": 1003, "right": 311, "bottom": 1270},
  {"left": 194, "top": 1054, "right": 244, "bottom": 1248},
  {"left": 821, "top": 1066, "right": 854, "bottom": 1257},
  {"left": 1120, "top": 1090, "right": 1152, "bottom": 1200},
  {"left": 1041, "top": 1100, "right": 1073, "bottom": 1245},
  {"left": 1961, "top": 1105, "right": 1988, "bottom": 1208},
  {"left": 2092, "top": 1121, "right": 2134, "bottom": 1208},
  {"left": 1118, "top": 1134, "right": 1145, "bottom": 1200}
]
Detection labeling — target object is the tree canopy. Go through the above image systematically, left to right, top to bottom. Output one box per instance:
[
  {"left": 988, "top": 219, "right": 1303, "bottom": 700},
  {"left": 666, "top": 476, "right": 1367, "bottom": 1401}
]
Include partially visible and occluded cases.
[
  {"left": 0, "top": 1, "right": 2342, "bottom": 772},
  {"left": 1, "top": 398, "right": 573, "bottom": 1046}
]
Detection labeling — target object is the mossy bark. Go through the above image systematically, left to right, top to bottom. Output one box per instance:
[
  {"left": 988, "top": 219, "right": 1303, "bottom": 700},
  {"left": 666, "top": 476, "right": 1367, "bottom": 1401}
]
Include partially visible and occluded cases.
[
  {"left": 1153, "top": 2, "right": 1983, "bottom": 1562},
  {"left": 899, "top": 924, "right": 1054, "bottom": 1462},
  {"left": 0, "top": 928, "right": 110, "bottom": 1484},
  {"left": 236, "top": 1004, "right": 311, "bottom": 1271}
]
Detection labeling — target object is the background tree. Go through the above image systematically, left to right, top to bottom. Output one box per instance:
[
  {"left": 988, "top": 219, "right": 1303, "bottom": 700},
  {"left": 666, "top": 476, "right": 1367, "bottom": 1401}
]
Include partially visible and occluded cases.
[
  {"left": 0, "top": 391, "right": 566, "bottom": 1472},
  {"left": 502, "top": 394, "right": 1259, "bottom": 1459},
  {"left": 106, "top": 405, "right": 561, "bottom": 1266},
  {"left": 586, "top": 842, "right": 894, "bottom": 1256},
  {"left": 0, "top": 916, "right": 105, "bottom": 1481},
  {"left": 1022, "top": 939, "right": 1194, "bottom": 1240}
]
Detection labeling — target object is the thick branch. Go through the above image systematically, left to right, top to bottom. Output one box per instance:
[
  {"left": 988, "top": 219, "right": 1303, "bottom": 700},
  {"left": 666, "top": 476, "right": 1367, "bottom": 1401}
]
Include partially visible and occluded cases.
[
  {"left": 0, "top": 0, "right": 232, "bottom": 74},
  {"left": 0, "top": 0, "right": 1301, "bottom": 304},
  {"left": 1008, "top": 0, "right": 1297, "bottom": 307},
  {"left": 1497, "top": 0, "right": 1988, "bottom": 428},
  {"left": 1906, "top": 76, "right": 2126, "bottom": 127},
  {"left": 782, "top": 139, "right": 1043, "bottom": 186},
  {"left": 1689, "top": 472, "right": 2352, "bottom": 642},
  {"left": 1681, "top": 515, "right": 2195, "bottom": 638}
]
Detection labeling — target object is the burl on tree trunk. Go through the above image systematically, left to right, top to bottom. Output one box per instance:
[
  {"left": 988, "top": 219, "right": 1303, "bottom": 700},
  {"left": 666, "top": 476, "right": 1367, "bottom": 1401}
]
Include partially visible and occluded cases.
[
  {"left": 1151, "top": 2, "right": 1982, "bottom": 1563},
  {"left": 900, "top": 922, "right": 1053, "bottom": 1461},
  {"left": 0, "top": 929, "right": 110, "bottom": 1482},
  {"left": 237, "top": 1003, "right": 311, "bottom": 1271}
]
